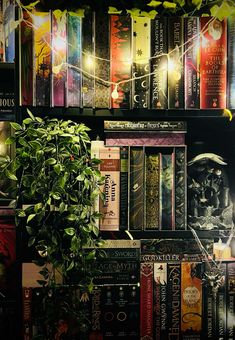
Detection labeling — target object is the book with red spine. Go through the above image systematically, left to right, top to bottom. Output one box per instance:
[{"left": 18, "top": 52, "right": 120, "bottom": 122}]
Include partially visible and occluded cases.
[
  {"left": 20, "top": 10, "right": 33, "bottom": 106},
  {"left": 51, "top": 10, "right": 67, "bottom": 107},
  {"left": 110, "top": 14, "right": 131, "bottom": 109},
  {"left": 200, "top": 17, "right": 227, "bottom": 109},
  {"left": 140, "top": 262, "right": 154, "bottom": 340}
]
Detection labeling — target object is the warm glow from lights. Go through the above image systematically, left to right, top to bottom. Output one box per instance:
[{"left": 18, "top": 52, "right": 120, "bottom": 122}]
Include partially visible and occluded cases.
[
  {"left": 201, "top": 34, "right": 208, "bottom": 48},
  {"left": 53, "top": 35, "right": 66, "bottom": 51},
  {"left": 86, "top": 54, "right": 94, "bottom": 68},
  {"left": 168, "top": 58, "right": 175, "bottom": 72},
  {"left": 52, "top": 64, "right": 63, "bottom": 74},
  {"left": 111, "top": 85, "right": 119, "bottom": 99}
]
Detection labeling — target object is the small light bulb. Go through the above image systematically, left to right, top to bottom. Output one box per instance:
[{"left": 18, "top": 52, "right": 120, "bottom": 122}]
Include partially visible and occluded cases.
[
  {"left": 86, "top": 55, "right": 94, "bottom": 68},
  {"left": 111, "top": 85, "right": 119, "bottom": 99}
]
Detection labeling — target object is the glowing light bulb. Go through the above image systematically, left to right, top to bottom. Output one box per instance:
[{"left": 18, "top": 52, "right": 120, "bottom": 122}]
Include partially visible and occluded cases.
[
  {"left": 86, "top": 55, "right": 94, "bottom": 68},
  {"left": 168, "top": 58, "right": 175, "bottom": 72},
  {"left": 111, "top": 85, "right": 119, "bottom": 99}
]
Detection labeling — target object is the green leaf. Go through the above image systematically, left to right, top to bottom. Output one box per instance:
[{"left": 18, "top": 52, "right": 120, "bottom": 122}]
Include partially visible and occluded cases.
[
  {"left": 192, "top": 0, "right": 202, "bottom": 9},
  {"left": 24, "top": 1, "right": 40, "bottom": 10},
  {"left": 147, "top": 1, "right": 162, "bottom": 7},
  {"left": 162, "top": 1, "right": 177, "bottom": 9},
  {"left": 210, "top": 2, "right": 235, "bottom": 21},
  {"left": 108, "top": 6, "right": 122, "bottom": 14},
  {"left": 126, "top": 8, "right": 141, "bottom": 17},
  {"left": 68, "top": 9, "right": 85, "bottom": 17},
  {"left": 26, "top": 109, "right": 35, "bottom": 121},
  {"left": 23, "top": 118, "right": 33, "bottom": 125},
  {"left": 10, "top": 122, "right": 22, "bottom": 131},
  {"left": 5, "top": 136, "right": 15, "bottom": 145},
  {"left": 18, "top": 137, "right": 29, "bottom": 147},
  {"left": 29, "top": 140, "right": 42, "bottom": 149},
  {"left": 45, "top": 158, "right": 57, "bottom": 165},
  {"left": 54, "top": 163, "right": 62, "bottom": 175},
  {"left": 5, "top": 169, "right": 17, "bottom": 181},
  {"left": 69, "top": 193, "right": 78, "bottom": 203},
  {"left": 59, "top": 202, "right": 66, "bottom": 213},
  {"left": 34, "top": 203, "right": 43, "bottom": 213},
  {"left": 17, "top": 209, "right": 26, "bottom": 217},
  {"left": 27, "top": 213, "right": 36, "bottom": 223},
  {"left": 67, "top": 214, "right": 77, "bottom": 221},
  {"left": 26, "top": 226, "right": 34, "bottom": 235},
  {"left": 64, "top": 227, "right": 75, "bottom": 236},
  {"left": 28, "top": 236, "right": 36, "bottom": 247},
  {"left": 86, "top": 249, "right": 96, "bottom": 260},
  {"left": 66, "top": 260, "right": 74, "bottom": 271},
  {"left": 36, "top": 280, "right": 47, "bottom": 286}
]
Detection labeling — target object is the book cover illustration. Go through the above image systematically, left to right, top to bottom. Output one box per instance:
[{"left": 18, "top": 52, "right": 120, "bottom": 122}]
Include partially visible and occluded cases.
[
  {"left": 3, "top": 0, "right": 15, "bottom": 62},
  {"left": 0, "top": 9, "right": 4, "bottom": 61},
  {"left": 20, "top": 10, "right": 33, "bottom": 106},
  {"left": 52, "top": 10, "right": 67, "bottom": 107},
  {"left": 32, "top": 11, "right": 51, "bottom": 106},
  {"left": 82, "top": 12, "right": 95, "bottom": 107},
  {"left": 67, "top": 13, "right": 82, "bottom": 107},
  {"left": 94, "top": 13, "right": 110, "bottom": 108},
  {"left": 110, "top": 15, "right": 131, "bottom": 109},
  {"left": 132, "top": 16, "right": 150, "bottom": 109},
  {"left": 168, "top": 16, "right": 184, "bottom": 109},
  {"left": 151, "top": 17, "right": 168, "bottom": 109},
  {"left": 184, "top": 17, "right": 200, "bottom": 109},
  {"left": 200, "top": 17, "right": 227, "bottom": 109},
  {"left": 129, "top": 147, "right": 145, "bottom": 230},
  {"left": 145, "top": 151, "right": 160, "bottom": 230},
  {"left": 188, "top": 153, "right": 234, "bottom": 230},
  {"left": 181, "top": 262, "right": 203, "bottom": 340}
]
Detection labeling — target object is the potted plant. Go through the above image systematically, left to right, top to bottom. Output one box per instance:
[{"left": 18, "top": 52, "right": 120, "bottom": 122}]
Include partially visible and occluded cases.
[{"left": 0, "top": 109, "right": 104, "bottom": 338}]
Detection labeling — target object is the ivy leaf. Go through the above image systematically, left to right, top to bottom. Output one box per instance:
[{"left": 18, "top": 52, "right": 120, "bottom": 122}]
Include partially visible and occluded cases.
[
  {"left": 173, "top": 0, "right": 185, "bottom": 7},
  {"left": 192, "top": 0, "right": 202, "bottom": 10},
  {"left": 24, "top": 1, "right": 40, "bottom": 10},
  {"left": 147, "top": 1, "right": 162, "bottom": 7},
  {"left": 163, "top": 1, "right": 177, "bottom": 9},
  {"left": 210, "top": 2, "right": 235, "bottom": 21},
  {"left": 108, "top": 6, "right": 122, "bottom": 14},
  {"left": 126, "top": 8, "right": 141, "bottom": 17},
  {"left": 68, "top": 9, "right": 85, "bottom": 17},
  {"left": 26, "top": 108, "right": 35, "bottom": 120},
  {"left": 223, "top": 109, "right": 233, "bottom": 121},
  {"left": 23, "top": 118, "right": 33, "bottom": 125},
  {"left": 10, "top": 122, "right": 22, "bottom": 131},
  {"left": 5, "top": 136, "right": 15, "bottom": 145},
  {"left": 29, "top": 140, "right": 42, "bottom": 149},
  {"left": 45, "top": 158, "right": 57, "bottom": 166},
  {"left": 54, "top": 163, "right": 62, "bottom": 175},
  {"left": 5, "top": 169, "right": 17, "bottom": 181},
  {"left": 34, "top": 203, "right": 43, "bottom": 213},
  {"left": 17, "top": 209, "right": 26, "bottom": 217},
  {"left": 27, "top": 213, "right": 36, "bottom": 223},
  {"left": 67, "top": 214, "right": 77, "bottom": 221},
  {"left": 26, "top": 226, "right": 35, "bottom": 235},
  {"left": 65, "top": 227, "right": 76, "bottom": 236},
  {"left": 28, "top": 236, "right": 36, "bottom": 247},
  {"left": 86, "top": 249, "right": 96, "bottom": 260},
  {"left": 66, "top": 261, "right": 74, "bottom": 271}
]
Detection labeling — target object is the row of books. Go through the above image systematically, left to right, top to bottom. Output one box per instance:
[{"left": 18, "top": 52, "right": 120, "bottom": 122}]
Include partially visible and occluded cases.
[
  {"left": 0, "top": 0, "right": 15, "bottom": 63},
  {"left": 19, "top": 11, "right": 235, "bottom": 110},
  {"left": 95, "top": 121, "right": 187, "bottom": 231}
]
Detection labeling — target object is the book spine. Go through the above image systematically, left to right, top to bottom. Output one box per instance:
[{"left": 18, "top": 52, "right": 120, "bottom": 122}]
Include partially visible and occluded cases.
[
  {"left": 3, "top": 2, "right": 15, "bottom": 63},
  {"left": 0, "top": 10, "right": 4, "bottom": 61},
  {"left": 20, "top": 10, "right": 33, "bottom": 106},
  {"left": 52, "top": 10, "right": 67, "bottom": 107},
  {"left": 33, "top": 11, "right": 51, "bottom": 106},
  {"left": 82, "top": 12, "right": 95, "bottom": 108},
  {"left": 67, "top": 13, "right": 82, "bottom": 107},
  {"left": 94, "top": 13, "right": 110, "bottom": 108},
  {"left": 110, "top": 15, "right": 131, "bottom": 109},
  {"left": 168, "top": 16, "right": 184, "bottom": 109},
  {"left": 132, "top": 17, "right": 150, "bottom": 109},
  {"left": 151, "top": 17, "right": 168, "bottom": 109},
  {"left": 184, "top": 17, "right": 200, "bottom": 109},
  {"left": 200, "top": 17, "right": 227, "bottom": 109},
  {"left": 227, "top": 17, "right": 235, "bottom": 109},
  {"left": 104, "top": 120, "right": 187, "bottom": 132},
  {"left": 120, "top": 146, "right": 129, "bottom": 230},
  {"left": 174, "top": 146, "right": 187, "bottom": 230},
  {"left": 99, "top": 147, "right": 120, "bottom": 231},
  {"left": 129, "top": 147, "right": 145, "bottom": 230},
  {"left": 145, "top": 152, "right": 160, "bottom": 230},
  {"left": 160, "top": 153, "right": 174, "bottom": 230},
  {"left": 140, "top": 262, "right": 154, "bottom": 340},
  {"left": 154, "top": 262, "right": 167, "bottom": 340},
  {"left": 181, "top": 262, "right": 202, "bottom": 340},
  {"left": 216, "top": 262, "right": 227, "bottom": 339},
  {"left": 227, "top": 262, "right": 235, "bottom": 340},
  {"left": 167, "top": 263, "right": 181, "bottom": 339},
  {"left": 203, "top": 279, "right": 216, "bottom": 339},
  {"left": 101, "top": 285, "right": 116, "bottom": 338},
  {"left": 127, "top": 285, "right": 140, "bottom": 338},
  {"left": 89, "top": 286, "right": 103, "bottom": 340},
  {"left": 116, "top": 286, "right": 129, "bottom": 337},
  {"left": 22, "top": 287, "right": 32, "bottom": 340}
]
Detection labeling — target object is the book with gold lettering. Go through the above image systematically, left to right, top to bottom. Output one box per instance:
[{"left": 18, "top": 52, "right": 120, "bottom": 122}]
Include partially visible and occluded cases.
[
  {"left": 200, "top": 17, "right": 227, "bottom": 109},
  {"left": 99, "top": 147, "right": 120, "bottom": 231},
  {"left": 167, "top": 263, "right": 181, "bottom": 339}
]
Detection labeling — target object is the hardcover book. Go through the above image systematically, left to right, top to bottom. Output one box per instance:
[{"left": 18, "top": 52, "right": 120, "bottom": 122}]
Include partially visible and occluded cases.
[
  {"left": 3, "top": 0, "right": 14, "bottom": 62},
  {"left": 0, "top": 10, "right": 4, "bottom": 61},
  {"left": 20, "top": 10, "right": 33, "bottom": 106},
  {"left": 52, "top": 10, "right": 67, "bottom": 107},
  {"left": 32, "top": 11, "right": 51, "bottom": 106},
  {"left": 67, "top": 12, "right": 82, "bottom": 107},
  {"left": 82, "top": 12, "right": 95, "bottom": 107},
  {"left": 94, "top": 13, "right": 110, "bottom": 108},
  {"left": 110, "top": 15, "right": 131, "bottom": 109},
  {"left": 168, "top": 16, "right": 184, "bottom": 109},
  {"left": 227, "top": 16, "right": 235, "bottom": 109},
  {"left": 132, "top": 17, "right": 150, "bottom": 109},
  {"left": 151, "top": 17, "right": 168, "bottom": 109},
  {"left": 184, "top": 17, "right": 200, "bottom": 109},
  {"left": 200, "top": 17, "right": 227, "bottom": 109},
  {"left": 104, "top": 120, "right": 187, "bottom": 132},
  {"left": 120, "top": 146, "right": 129, "bottom": 230},
  {"left": 174, "top": 146, "right": 187, "bottom": 230},
  {"left": 99, "top": 147, "right": 120, "bottom": 231},
  {"left": 129, "top": 147, "right": 145, "bottom": 230},
  {"left": 145, "top": 151, "right": 160, "bottom": 230},
  {"left": 160, "top": 152, "right": 174, "bottom": 230},
  {"left": 140, "top": 262, "right": 153, "bottom": 340},
  {"left": 154, "top": 262, "right": 167, "bottom": 340},
  {"left": 181, "top": 262, "right": 202, "bottom": 340},
  {"left": 216, "top": 262, "right": 227, "bottom": 339},
  {"left": 227, "top": 262, "right": 235, "bottom": 340},
  {"left": 167, "top": 263, "right": 181, "bottom": 339},
  {"left": 101, "top": 285, "right": 116, "bottom": 338},
  {"left": 89, "top": 286, "right": 103, "bottom": 340},
  {"left": 22, "top": 287, "right": 32, "bottom": 340}
]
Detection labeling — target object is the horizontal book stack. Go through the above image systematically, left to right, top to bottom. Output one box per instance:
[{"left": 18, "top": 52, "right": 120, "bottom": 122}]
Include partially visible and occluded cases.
[
  {"left": 18, "top": 11, "right": 233, "bottom": 109},
  {"left": 98, "top": 120, "right": 187, "bottom": 231}
]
